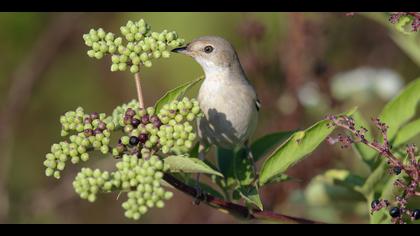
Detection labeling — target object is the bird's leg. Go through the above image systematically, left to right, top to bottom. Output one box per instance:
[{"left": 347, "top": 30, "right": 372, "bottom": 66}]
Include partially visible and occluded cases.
[
  {"left": 245, "top": 140, "right": 258, "bottom": 184},
  {"left": 193, "top": 142, "right": 207, "bottom": 205}
]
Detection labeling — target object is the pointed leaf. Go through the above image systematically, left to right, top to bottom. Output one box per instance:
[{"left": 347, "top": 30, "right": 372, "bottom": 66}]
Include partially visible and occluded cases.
[
  {"left": 154, "top": 76, "right": 204, "bottom": 113},
  {"left": 379, "top": 78, "right": 420, "bottom": 141},
  {"left": 259, "top": 107, "right": 357, "bottom": 186},
  {"left": 393, "top": 119, "right": 420, "bottom": 148},
  {"left": 251, "top": 131, "right": 295, "bottom": 162},
  {"left": 164, "top": 155, "right": 223, "bottom": 177},
  {"left": 239, "top": 185, "right": 263, "bottom": 211}
]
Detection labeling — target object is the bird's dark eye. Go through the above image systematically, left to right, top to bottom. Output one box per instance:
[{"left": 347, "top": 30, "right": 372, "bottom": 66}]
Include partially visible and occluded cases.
[{"left": 204, "top": 45, "right": 213, "bottom": 54}]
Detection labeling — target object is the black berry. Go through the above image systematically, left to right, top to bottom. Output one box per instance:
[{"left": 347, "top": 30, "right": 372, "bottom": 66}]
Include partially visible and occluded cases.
[
  {"left": 131, "top": 118, "right": 141, "bottom": 128},
  {"left": 139, "top": 133, "right": 148, "bottom": 144},
  {"left": 129, "top": 136, "right": 140, "bottom": 146},
  {"left": 393, "top": 167, "right": 402, "bottom": 175},
  {"left": 371, "top": 199, "right": 380, "bottom": 209},
  {"left": 389, "top": 207, "right": 401, "bottom": 218},
  {"left": 412, "top": 209, "right": 420, "bottom": 220}
]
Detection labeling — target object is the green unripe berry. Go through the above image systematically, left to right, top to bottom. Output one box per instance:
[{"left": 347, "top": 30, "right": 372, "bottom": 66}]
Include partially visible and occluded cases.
[
  {"left": 120, "top": 26, "right": 129, "bottom": 35},
  {"left": 97, "top": 28, "right": 106, "bottom": 39},
  {"left": 135, "top": 32, "right": 143, "bottom": 41},
  {"left": 114, "top": 37, "right": 123, "bottom": 46},
  {"left": 87, "top": 50, "right": 95, "bottom": 58},
  {"left": 94, "top": 51, "right": 103, "bottom": 59},
  {"left": 153, "top": 51, "right": 161, "bottom": 59},
  {"left": 162, "top": 51, "right": 170, "bottom": 58},
  {"left": 140, "top": 52, "right": 149, "bottom": 62},
  {"left": 131, "top": 56, "right": 141, "bottom": 65},
  {"left": 118, "top": 63, "right": 127, "bottom": 71},
  {"left": 111, "top": 64, "right": 119, "bottom": 72},
  {"left": 130, "top": 65, "right": 139, "bottom": 73},
  {"left": 100, "top": 145, "right": 109, "bottom": 154},
  {"left": 81, "top": 153, "right": 89, "bottom": 162},
  {"left": 45, "top": 168, "right": 54, "bottom": 177}
]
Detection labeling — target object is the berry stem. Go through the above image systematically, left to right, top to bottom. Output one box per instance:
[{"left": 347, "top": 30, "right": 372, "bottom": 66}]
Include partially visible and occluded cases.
[{"left": 134, "top": 72, "right": 145, "bottom": 109}]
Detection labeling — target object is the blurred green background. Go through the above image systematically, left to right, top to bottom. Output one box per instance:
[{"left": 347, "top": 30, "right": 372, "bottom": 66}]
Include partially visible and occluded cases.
[{"left": 0, "top": 12, "right": 419, "bottom": 224}]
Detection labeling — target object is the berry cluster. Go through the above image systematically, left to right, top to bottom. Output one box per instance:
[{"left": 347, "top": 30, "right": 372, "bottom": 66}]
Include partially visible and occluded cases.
[
  {"left": 83, "top": 19, "right": 185, "bottom": 73},
  {"left": 45, "top": 95, "right": 202, "bottom": 220},
  {"left": 111, "top": 97, "right": 202, "bottom": 158},
  {"left": 157, "top": 98, "right": 201, "bottom": 154},
  {"left": 44, "top": 107, "right": 116, "bottom": 179},
  {"left": 327, "top": 115, "right": 420, "bottom": 224},
  {"left": 72, "top": 155, "right": 173, "bottom": 220},
  {"left": 118, "top": 155, "right": 173, "bottom": 220},
  {"left": 73, "top": 168, "right": 112, "bottom": 202}
]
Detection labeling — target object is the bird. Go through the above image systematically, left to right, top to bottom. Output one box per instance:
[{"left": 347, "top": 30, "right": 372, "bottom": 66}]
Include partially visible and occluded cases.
[{"left": 172, "top": 36, "right": 260, "bottom": 198}]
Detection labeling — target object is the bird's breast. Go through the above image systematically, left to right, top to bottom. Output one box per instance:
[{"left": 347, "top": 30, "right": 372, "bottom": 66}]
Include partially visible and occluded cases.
[{"left": 197, "top": 78, "right": 258, "bottom": 149}]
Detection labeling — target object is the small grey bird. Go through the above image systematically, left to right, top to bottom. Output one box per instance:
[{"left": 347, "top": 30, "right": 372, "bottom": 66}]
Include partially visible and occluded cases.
[{"left": 172, "top": 36, "right": 260, "bottom": 193}]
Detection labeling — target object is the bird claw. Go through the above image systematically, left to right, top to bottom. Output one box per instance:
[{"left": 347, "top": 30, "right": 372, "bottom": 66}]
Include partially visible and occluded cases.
[{"left": 193, "top": 185, "right": 205, "bottom": 205}]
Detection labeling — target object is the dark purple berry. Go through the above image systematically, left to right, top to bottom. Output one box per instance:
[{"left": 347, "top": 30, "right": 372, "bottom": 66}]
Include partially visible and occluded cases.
[
  {"left": 125, "top": 108, "right": 136, "bottom": 117},
  {"left": 90, "top": 112, "right": 99, "bottom": 120},
  {"left": 141, "top": 114, "right": 149, "bottom": 125},
  {"left": 123, "top": 115, "right": 132, "bottom": 125},
  {"left": 150, "top": 115, "right": 159, "bottom": 122},
  {"left": 83, "top": 117, "right": 92, "bottom": 124},
  {"left": 131, "top": 118, "right": 141, "bottom": 128},
  {"left": 153, "top": 119, "right": 162, "bottom": 128},
  {"left": 98, "top": 121, "right": 106, "bottom": 131},
  {"left": 93, "top": 128, "right": 102, "bottom": 135},
  {"left": 84, "top": 129, "right": 94, "bottom": 137},
  {"left": 139, "top": 133, "right": 148, "bottom": 144},
  {"left": 129, "top": 136, "right": 140, "bottom": 146},
  {"left": 393, "top": 167, "right": 402, "bottom": 175},
  {"left": 371, "top": 199, "right": 380, "bottom": 209},
  {"left": 389, "top": 207, "right": 401, "bottom": 218},
  {"left": 412, "top": 209, "right": 420, "bottom": 220}
]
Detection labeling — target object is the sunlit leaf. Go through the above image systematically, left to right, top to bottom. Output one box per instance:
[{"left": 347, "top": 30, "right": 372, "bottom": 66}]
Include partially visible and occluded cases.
[{"left": 259, "top": 107, "right": 358, "bottom": 185}]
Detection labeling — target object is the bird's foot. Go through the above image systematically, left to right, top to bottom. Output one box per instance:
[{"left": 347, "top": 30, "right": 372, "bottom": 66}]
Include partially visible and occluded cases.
[{"left": 193, "top": 184, "right": 205, "bottom": 205}]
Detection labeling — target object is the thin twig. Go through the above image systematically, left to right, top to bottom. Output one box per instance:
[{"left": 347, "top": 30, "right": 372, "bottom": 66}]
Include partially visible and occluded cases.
[
  {"left": 134, "top": 73, "right": 145, "bottom": 109},
  {"left": 163, "top": 173, "right": 322, "bottom": 224}
]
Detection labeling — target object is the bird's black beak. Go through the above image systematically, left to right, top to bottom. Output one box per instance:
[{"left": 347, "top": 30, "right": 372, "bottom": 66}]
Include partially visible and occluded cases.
[{"left": 171, "top": 46, "right": 188, "bottom": 54}]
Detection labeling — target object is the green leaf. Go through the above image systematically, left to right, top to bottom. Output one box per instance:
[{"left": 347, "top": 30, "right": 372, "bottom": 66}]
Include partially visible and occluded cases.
[
  {"left": 154, "top": 76, "right": 204, "bottom": 113},
  {"left": 379, "top": 78, "right": 420, "bottom": 141},
  {"left": 259, "top": 107, "right": 358, "bottom": 186},
  {"left": 352, "top": 111, "right": 377, "bottom": 168},
  {"left": 393, "top": 119, "right": 420, "bottom": 148},
  {"left": 251, "top": 131, "right": 295, "bottom": 162},
  {"left": 216, "top": 147, "right": 237, "bottom": 188},
  {"left": 233, "top": 148, "right": 254, "bottom": 186},
  {"left": 164, "top": 155, "right": 223, "bottom": 177},
  {"left": 357, "top": 161, "right": 389, "bottom": 197},
  {"left": 261, "top": 173, "right": 294, "bottom": 186},
  {"left": 238, "top": 185, "right": 263, "bottom": 211}
]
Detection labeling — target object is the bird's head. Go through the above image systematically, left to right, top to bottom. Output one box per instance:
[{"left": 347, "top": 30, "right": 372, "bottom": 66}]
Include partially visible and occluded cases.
[{"left": 172, "top": 36, "right": 240, "bottom": 73}]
